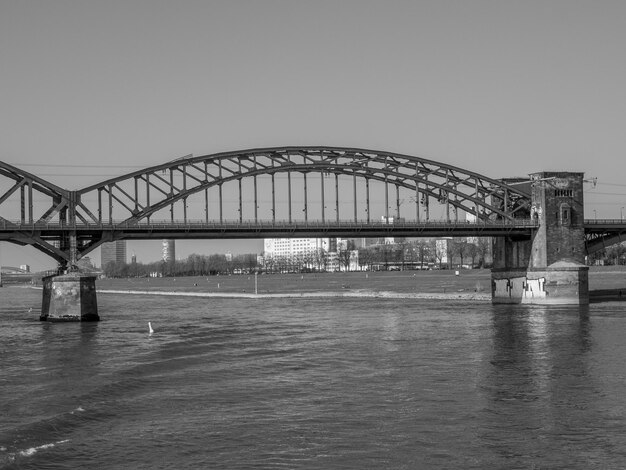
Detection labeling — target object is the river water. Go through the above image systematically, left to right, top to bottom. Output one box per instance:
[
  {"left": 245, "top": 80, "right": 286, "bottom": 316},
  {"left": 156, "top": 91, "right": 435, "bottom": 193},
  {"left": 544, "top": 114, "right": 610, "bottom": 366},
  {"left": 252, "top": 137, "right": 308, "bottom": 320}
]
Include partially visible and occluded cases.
[{"left": 1, "top": 284, "right": 626, "bottom": 469}]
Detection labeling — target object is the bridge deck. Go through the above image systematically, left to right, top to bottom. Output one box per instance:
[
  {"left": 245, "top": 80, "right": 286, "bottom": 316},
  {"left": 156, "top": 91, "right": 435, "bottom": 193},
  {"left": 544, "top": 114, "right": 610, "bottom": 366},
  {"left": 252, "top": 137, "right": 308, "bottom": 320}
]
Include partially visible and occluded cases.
[
  {"left": 1, "top": 219, "right": 539, "bottom": 240},
  {"left": 3, "top": 219, "right": 622, "bottom": 242},
  {"left": 583, "top": 219, "right": 626, "bottom": 230}
]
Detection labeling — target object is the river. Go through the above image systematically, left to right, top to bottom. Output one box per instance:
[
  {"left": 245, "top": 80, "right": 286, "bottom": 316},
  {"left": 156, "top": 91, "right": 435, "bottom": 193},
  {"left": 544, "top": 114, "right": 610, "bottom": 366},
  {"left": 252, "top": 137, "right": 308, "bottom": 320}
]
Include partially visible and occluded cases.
[{"left": 1, "top": 282, "right": 626, "bottom": 469}]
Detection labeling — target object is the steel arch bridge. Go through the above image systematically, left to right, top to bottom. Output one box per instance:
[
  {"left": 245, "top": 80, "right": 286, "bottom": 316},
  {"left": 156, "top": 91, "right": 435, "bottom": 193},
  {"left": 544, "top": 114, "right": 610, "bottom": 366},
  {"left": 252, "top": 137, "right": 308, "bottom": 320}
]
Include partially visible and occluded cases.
[{"left": 0, "top": 146, "right": 613, "bottom": 270}]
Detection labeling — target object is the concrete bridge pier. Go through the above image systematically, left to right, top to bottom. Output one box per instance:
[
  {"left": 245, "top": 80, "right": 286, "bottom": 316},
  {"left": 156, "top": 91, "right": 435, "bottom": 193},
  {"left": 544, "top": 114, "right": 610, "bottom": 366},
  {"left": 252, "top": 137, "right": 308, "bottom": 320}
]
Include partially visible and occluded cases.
[
  {"left": 492, "top": 171, "right": 589, "bottom": 305},
  {"left": 39, "top": 226, "right": 100, "bottom": 321},
  {"left": 40, "top": 273, "right": 99, "bottom": 321}
]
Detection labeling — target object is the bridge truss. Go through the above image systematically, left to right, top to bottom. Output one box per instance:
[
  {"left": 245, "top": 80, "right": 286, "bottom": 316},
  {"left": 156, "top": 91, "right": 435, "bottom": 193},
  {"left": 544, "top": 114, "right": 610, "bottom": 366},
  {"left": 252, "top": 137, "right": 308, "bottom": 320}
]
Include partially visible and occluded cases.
[
  {"left": 1, "top": 147, "right": 534, "bottom": 269},
  {"left": 584, "top": 219, "right": 626, "bottom": 254}
]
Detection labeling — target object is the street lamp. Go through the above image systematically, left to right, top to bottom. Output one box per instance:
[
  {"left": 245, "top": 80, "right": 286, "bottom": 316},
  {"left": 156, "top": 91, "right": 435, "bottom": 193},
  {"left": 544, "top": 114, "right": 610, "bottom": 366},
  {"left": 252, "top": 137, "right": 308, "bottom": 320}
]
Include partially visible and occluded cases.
[
  {"left": 621, "top": 207, "right": 624, "bottom": 221},
  {"left": 593, "top": 209, "right": 597, "bottom": 220}
]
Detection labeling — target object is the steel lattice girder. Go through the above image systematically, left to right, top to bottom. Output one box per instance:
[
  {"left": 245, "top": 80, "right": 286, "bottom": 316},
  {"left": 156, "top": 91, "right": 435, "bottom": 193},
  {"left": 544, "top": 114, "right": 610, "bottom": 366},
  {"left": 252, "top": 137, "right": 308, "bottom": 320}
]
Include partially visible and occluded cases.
[
  {"left": 74, "top": 146, "right": 532, "bottom": 225},
  {"left": 0, "top": 147, "right": 535, "bottom": 265},
  {"left": 0, "top": 161, "right": 76, "bottom": 263},
  {"left": 0, "top": 161, "right": 69, "bottom": 223},
  {"left": 584, "top": 223, "right": 626, "bottom": 254}
]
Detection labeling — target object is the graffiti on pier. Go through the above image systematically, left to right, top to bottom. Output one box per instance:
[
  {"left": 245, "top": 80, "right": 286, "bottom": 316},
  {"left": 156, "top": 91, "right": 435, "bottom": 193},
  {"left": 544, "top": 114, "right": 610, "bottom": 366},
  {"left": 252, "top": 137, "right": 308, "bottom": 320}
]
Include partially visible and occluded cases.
[{"left": 494, "top": 276, "right": 547, "bottom": 300}]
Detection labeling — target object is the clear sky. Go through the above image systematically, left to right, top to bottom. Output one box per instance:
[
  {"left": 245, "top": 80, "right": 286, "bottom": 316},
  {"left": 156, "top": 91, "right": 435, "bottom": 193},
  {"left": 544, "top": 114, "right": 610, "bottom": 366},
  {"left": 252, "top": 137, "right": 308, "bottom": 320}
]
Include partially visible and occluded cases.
[{"left": 1, "top": 0, "right": 625, "bottom": 270}]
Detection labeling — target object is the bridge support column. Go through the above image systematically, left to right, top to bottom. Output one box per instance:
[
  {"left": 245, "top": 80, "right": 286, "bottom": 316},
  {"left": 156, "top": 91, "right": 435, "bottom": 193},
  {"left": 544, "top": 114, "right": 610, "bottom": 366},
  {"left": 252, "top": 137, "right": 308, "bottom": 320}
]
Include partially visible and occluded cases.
[
  {"left": 491, "top": 171, "right": 589, "bottom": 305},
  {"left": 40, "top": 273, "right": 99, "bottom": 321}
]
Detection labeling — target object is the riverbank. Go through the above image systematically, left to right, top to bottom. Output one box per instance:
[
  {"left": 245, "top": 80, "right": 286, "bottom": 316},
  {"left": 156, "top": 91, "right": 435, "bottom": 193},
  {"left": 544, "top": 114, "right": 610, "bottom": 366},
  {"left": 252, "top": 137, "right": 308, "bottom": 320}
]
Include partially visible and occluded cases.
[
  {"left": 22, "top": 268, "right": 625, "bottom": 302},
  {"left": 94, "top": 270, "right": 493, "bottom": 300},
  {"left": 96, "top": 288, "right": 491, "bottom": 301}
]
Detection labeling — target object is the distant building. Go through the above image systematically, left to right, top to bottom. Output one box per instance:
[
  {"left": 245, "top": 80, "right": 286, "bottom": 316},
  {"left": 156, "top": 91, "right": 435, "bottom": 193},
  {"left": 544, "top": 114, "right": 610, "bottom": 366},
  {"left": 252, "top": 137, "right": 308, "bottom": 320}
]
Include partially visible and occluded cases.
[
  {"left": 465, "top": 212, "right": 479, "bottom": 244},
  {"left": 380, "top": 216, "right": 406, "bottom": 245},
  {"left": 381, "top": 216, "right": 404, "bottom": 224},
  {"left": 263, "top": 238, "right": 332, "bottom": 258},
  {"left": 263, "top": 238, "right": 349, "bottom": 272},
  {"left": 351, "top": 238, "right": 380, "bottom": 249},
  {"left": 435, "top": 238, "right": 451, "bottom": 265},
  {"left": 162, "top": 239, "right": 175, "bottom": 262},
  {"left": 101, "top": 240, "right": 127, "bottom": 267},
  {"left": 19, "top": 264, "right": 30, "bottom": 273},
  {"left": 1, "top": 266, "right": 28, "bottom": 274}
]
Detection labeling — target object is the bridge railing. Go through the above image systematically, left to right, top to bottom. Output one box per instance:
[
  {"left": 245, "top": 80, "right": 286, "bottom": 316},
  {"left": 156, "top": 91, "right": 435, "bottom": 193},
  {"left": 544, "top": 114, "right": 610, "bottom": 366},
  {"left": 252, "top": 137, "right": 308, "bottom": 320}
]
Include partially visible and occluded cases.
[
  {"left": 1, "top": 218, "right": 539, "bottom": 230},
  {"left": 584, "top": 219, "right": 626, "bottom": 225}
]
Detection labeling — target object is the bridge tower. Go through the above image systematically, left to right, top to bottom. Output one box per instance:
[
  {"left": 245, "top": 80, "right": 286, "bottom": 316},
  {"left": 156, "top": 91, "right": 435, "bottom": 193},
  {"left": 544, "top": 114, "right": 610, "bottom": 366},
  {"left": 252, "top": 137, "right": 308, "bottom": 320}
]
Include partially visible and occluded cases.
[{"left": 492, "top": 172, "right": 589, "bottom": 304}]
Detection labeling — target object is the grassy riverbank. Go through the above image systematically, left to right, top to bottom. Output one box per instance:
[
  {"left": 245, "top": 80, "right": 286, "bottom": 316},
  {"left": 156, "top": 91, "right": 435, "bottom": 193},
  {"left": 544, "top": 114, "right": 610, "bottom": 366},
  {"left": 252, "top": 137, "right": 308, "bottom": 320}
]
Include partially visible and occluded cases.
[
  {"left": 91, "top": 267, "right": 626, "bottom": 300},
  {"left": 96, "top": 269, "right": 492, "bottom": 297}
]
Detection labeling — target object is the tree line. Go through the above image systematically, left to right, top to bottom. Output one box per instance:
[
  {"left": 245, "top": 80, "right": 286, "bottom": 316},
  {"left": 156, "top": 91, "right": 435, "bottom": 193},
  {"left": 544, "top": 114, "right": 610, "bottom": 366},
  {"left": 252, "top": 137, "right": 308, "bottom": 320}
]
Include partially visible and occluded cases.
[
  {"left": 101, "top": 237, "right": 496, "bottom": 278},
  {"left": 357, "top": 238, "right": 492, "bottom": 270},
  {"left": 100, "top": 239, "right": 626, "bottom": 278},
  {"left": 588, "top": 243, "right": 626, "bottom": 266},
  {"left": 102, "top": 253, "right": 258, "bottom": 278}
]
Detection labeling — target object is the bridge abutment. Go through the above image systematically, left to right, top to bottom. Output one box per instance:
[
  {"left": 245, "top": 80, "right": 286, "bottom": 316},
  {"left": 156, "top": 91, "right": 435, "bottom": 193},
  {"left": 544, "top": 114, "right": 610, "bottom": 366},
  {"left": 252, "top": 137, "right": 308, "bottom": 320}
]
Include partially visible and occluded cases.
[
  {"left": 492, "top": 172, "right": 589, "bottom": 305},
  {"left": 40, "top": 273, "right": 99, "bottom": 321}
]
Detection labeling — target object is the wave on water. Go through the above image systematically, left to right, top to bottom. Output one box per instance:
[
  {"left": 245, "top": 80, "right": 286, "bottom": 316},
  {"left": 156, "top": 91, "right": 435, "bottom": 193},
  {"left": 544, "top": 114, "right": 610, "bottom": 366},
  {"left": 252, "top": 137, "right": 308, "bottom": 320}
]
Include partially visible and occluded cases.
[
  {"left": 1, "top": 405, "right": 90, "bottom": 466},
  {"left": 0, "top": 439, "right": 70, "bottom": 466},
  {"left": 19, "top": 439, "right": 69, "bottom": 457}
]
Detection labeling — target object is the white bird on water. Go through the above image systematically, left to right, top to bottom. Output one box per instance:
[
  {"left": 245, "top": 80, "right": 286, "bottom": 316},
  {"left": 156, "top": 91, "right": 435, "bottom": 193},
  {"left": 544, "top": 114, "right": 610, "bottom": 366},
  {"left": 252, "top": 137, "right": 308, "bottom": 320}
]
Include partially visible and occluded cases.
[{"left": 148, "top": 322, "right": 154, "bottom": 335}]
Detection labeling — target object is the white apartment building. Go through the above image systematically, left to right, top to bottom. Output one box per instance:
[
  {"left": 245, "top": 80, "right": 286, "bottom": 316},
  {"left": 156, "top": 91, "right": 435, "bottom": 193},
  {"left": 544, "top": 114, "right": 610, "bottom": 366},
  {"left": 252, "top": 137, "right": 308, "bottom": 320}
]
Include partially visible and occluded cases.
[
  {"left": 264, "top": 237, "right": 361, "bottom": 272},
  {"left": 263, "top": 238, "right": 331, "bottom": 258}
]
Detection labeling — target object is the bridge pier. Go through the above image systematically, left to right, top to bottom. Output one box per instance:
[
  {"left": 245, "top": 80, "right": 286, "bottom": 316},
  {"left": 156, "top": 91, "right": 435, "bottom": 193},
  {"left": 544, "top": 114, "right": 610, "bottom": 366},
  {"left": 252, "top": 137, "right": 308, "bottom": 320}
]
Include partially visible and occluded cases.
[
  {"left": 491, "top": 171, "right": 589, "bottom": 305},
  {"left": 40, "top": 273, "right": 99, "bottom": 321}
]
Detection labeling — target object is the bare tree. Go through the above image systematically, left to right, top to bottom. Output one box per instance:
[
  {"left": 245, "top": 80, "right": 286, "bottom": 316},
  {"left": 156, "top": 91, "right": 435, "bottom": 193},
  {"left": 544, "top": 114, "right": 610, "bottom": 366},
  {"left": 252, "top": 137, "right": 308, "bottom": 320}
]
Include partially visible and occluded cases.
[
  {"left": 476, "top": 237, "right": 491, "bottom": 268},
  {"left": 412, "top": 239, "right": 433, "bottom": 269},
  {"left": 337, "top": 240, "right": 355, "bottom": 271},
  {"left": 396, "top": 240, "right": 411, "bottom": 271},
  {"left": 453, "top": 240, "right": 471, "bottom": 268},
  {"left": 435, "top": 241, "right": 447, "bottom": 269},
  {"left": 446, "top": 241, "right": 456, "bottom": 269},
  {"left": 606, "top": 242, "right": 626, "bottom": 265},
  {"left": 466, "top": 243, "right": 478, "bottom": 268},
  {"left": 316, "top": 248, "right": 329, "bottom": 272},
  {"left": 358, "top": 248, "right": 373, "bottom": 271},
  {"left": 263, "top": 254, "right": 275, "bottom": 273}
]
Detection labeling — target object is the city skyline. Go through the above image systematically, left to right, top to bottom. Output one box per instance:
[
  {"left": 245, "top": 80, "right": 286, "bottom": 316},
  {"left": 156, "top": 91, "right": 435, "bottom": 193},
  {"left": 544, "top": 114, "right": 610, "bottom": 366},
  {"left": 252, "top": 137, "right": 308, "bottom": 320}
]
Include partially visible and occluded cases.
[{"left": 2, "top": 1, "right": 625, "bottom": 270}]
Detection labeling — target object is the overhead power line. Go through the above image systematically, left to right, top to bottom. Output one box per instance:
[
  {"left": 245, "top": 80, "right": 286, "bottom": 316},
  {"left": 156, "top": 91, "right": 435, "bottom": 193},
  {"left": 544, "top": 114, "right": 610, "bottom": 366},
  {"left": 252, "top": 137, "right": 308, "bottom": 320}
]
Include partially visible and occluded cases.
[
  {"left": 7, "top": 163, "right": 144, "bottom": 168},
  {"left": 34, "top": 173, "right": 124, "bottom": 177},
  {"left": 597, "top": 182, "right": 626, "bottom": 188},
  {"left": 585, "top": 191, "right": 626, "bottom": 196}
]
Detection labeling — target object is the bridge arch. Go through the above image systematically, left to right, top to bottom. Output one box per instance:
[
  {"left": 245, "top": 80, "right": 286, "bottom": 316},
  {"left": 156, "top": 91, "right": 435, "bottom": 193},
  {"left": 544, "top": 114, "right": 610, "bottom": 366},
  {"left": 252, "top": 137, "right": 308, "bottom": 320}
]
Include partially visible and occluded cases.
[
  {"left": 2, "top": 147, "right": 539, "bottom": 267},
  {"left": 74, "top": 147, "right": 531, "bottom": 226}
]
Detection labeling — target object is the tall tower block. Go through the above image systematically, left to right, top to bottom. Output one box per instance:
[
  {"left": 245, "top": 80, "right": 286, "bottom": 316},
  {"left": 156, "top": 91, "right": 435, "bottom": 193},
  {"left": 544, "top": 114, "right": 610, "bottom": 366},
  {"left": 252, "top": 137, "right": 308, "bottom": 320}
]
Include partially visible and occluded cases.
[{"left": 162, "top": 239, "right": 176, "bottom": 262}]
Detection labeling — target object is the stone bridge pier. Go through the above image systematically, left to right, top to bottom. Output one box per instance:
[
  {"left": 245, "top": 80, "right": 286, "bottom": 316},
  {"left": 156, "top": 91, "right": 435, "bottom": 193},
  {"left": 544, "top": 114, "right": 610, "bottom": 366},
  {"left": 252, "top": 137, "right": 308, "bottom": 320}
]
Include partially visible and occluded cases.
[
  {"left": 492, "top": 171, "right": 589, "bottom": 305},
  {"left": 40, "top": 273, "right": 99, "bottom": 321}
]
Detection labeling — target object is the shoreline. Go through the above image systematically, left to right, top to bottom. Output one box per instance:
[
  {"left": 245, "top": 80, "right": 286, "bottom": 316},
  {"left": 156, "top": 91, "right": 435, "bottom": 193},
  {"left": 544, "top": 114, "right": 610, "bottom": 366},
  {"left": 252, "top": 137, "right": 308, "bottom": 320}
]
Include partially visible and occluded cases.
[
  {"left": 19, "top": 268, "right": 625, "bottom": 302},
  {"left": 25, "top": 284, "right": 626, "bottom": 302},
  {"left": 94, "top": 288, "right": 491, "bottom": 301}
]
